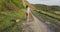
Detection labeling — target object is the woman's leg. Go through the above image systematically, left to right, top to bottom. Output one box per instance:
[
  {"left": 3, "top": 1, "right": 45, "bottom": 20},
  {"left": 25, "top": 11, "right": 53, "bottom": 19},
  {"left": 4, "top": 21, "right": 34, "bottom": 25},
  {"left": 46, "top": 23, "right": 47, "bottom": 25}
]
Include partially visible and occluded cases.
[
  {"left": 26, "top": 12, "right": 30, "bottom": 21},
  {"left": 28, "top": 12, "right": 30, "bottom": 21},
  {"left": 26, "top": 13, "right": 29, "bottom": 21}
]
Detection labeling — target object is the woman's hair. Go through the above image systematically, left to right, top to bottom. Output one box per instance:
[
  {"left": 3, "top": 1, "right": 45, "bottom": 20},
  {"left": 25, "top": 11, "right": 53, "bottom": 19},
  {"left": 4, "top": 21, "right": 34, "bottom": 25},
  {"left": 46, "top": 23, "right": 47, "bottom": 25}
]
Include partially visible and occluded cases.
[{"left": 26, "top": 5, "right": 28, "bottom": 8}]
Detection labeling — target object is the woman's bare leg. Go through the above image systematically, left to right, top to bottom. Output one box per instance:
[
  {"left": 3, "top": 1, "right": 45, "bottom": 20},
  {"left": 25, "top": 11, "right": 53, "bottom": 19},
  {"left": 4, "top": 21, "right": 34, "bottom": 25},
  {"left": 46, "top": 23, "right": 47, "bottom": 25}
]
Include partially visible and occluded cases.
[
  {"left": 26, "top": 12, "right": 30, "bottom": 22},
  {"left": 27, "top": 12, "right": 30, "bottom": 21}
]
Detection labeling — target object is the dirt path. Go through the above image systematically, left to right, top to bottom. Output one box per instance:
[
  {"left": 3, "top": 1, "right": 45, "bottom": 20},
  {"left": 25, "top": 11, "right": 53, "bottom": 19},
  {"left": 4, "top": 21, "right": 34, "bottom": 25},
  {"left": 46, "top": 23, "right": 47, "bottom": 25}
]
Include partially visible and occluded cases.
[{"left": 24, "top": 14, "right": 53, "bottom": 32}]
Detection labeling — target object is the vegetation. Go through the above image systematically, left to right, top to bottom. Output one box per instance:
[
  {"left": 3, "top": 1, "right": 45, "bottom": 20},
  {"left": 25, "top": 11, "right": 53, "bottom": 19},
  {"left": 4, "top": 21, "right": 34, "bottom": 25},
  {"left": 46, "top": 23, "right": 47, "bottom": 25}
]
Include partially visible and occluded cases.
[
  {"left": 0, "top": 0, "right": 25, "bottom": 32},
  {"left": 0, "top": 0, "right": 60, "bottom": 32},
  {"left": 32, "top": 4, "right": 60, "bottom": 32},
  {"left": 32, "top": 4, "right": 60, "bottom": 20},
  {"left": 33, "top": 4, "right": 60, "bottom": 14},
  {"left": 33, "top": 4, "right": 60, "bottom": 11},
  {"left": 34, "top": 4, "right": 60, "bottom": 20}
]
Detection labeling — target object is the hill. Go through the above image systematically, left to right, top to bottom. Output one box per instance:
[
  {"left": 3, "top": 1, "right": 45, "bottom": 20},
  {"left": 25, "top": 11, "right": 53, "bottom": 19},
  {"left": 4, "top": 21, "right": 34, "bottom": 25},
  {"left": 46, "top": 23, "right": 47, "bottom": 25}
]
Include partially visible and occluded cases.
[
  {"left": 0, "top": 0, "right": 25, "bottom": 32},
  {"left": 0, "top": 0, "right": 60, "bottom": 32},
  {"left": 32, "top": 4, "right": 60, "bottom": 32},
  {"left": 32, "top": 4, "right": 60, "bottom": 11},
  {"left": 32, "top": 4, "right": 60, "bottom": 20},
  {"left": 32, "top": 4, "right": 60, "bottom": 14}
]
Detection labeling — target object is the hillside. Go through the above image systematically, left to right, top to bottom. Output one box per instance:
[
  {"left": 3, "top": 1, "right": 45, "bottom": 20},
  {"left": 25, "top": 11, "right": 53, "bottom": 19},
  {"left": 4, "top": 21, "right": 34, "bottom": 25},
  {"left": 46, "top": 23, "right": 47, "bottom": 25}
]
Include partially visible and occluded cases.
[
  {"left": 0, "top": 0, "right": 25, "bottom": 32},
  {"left": 0, "top": 0, "right": 60, "bottom": 32},
  {"left": 32, "top": 4, "right": 60, "bottom": 32},
  {"left": 32, "top": 4, "right": 60, "bottom": 11},
  {"left": 32, "top": 4, "right": 60, "bottom": 20},
  {"left": 32, "top": 4, "right": 60, "bottom": 14}
]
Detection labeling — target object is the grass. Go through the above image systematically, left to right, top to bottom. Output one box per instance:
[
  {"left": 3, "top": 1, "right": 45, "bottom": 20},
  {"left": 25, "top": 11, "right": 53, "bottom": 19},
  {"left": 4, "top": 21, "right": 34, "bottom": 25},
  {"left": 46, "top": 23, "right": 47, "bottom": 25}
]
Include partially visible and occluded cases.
[
  {"left": 0, "top": 0, "right": 26, "bottom": 32},
  {"left": 11, "top": 0, "right": 24, "bottom": 8},
  {"left": 33, "top": 4, "right": 60, "bottom": 20},
  {"left": 0, "top": 9, "right": 25, "bottom": 32},
  {"left": 32, "top": 10, "right": 60, "bottom": 32},
  {"left": 39, "top": 10, "right": 60, "bottom": 20}
]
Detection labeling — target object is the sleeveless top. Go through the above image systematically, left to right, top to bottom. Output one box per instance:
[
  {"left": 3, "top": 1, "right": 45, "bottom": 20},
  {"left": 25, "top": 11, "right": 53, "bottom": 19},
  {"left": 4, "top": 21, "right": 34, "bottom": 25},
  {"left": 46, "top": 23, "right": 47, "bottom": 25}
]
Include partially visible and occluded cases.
[{"left": 26, "top": 7, "right": 30, "bottom": 13}]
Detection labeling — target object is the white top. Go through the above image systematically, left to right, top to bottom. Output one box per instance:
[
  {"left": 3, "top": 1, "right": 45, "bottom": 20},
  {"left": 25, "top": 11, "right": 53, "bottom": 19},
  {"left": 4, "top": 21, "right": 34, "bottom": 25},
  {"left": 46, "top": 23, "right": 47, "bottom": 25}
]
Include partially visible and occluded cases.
[{"left": 26, "top": 7, "right": 30, "bottom": 13}]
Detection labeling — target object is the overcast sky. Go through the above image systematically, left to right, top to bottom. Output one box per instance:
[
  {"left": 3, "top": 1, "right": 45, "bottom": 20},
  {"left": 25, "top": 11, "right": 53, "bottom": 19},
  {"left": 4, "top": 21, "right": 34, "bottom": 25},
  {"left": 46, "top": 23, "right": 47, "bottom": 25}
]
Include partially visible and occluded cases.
[{"left": 27, "top": 0, "right": 60, "bottom": 6}]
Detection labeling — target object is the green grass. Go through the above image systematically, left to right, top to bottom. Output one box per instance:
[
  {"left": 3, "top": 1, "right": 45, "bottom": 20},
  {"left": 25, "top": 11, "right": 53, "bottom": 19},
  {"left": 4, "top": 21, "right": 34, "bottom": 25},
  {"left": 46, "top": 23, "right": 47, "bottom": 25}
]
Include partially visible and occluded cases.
[
  {"left": 0, "top": 0, "right": 26, "bottom": 32},
  {"left": 11, "top": 0, "right": 24, "bottom": 8},
  {"left": 32, "top": 4, "right": 60, "bottom": 32},
  {"left": 33, "top": 4, "right": 60, "bottom": 20},
  {"left": 0, "top": 9, "right": 25, "bottom": 32},
  {"left": 32, "top": 10, "right": 60, "bottom": 32},
  {"left": 38, "top": 10, "right": 60, "bottom": 20}
]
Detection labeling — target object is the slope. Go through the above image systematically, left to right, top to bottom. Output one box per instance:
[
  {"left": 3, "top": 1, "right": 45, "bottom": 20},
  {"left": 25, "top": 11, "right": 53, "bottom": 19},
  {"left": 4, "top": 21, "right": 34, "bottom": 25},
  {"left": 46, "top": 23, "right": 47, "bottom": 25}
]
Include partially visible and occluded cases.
[
  {"left": 0, "top": 0, "right": 25, "bottom": 32},
  {"left": 22, "top": 0, "right": 60, "bottom": 32},
  {"left": 32, "top": 4, "right": 60, "bottom": 32},
  {"left": 32, "top": 4, "right": 60, "bottom": 20}
]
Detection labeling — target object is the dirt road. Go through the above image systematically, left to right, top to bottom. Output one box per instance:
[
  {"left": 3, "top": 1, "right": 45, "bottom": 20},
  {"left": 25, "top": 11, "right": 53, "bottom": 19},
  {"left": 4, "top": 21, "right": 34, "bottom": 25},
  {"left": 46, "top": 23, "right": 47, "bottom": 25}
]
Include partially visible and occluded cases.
[{"left": 24, "top": 14, "right": 54, "bottom": 32}]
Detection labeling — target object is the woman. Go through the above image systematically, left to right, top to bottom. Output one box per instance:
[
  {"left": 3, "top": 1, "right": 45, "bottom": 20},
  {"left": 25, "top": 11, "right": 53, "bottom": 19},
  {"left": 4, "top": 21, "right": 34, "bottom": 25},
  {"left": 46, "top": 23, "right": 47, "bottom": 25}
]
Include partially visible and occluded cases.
[{"left": 26, "top": 5, "right": 30, "bottom": 21}]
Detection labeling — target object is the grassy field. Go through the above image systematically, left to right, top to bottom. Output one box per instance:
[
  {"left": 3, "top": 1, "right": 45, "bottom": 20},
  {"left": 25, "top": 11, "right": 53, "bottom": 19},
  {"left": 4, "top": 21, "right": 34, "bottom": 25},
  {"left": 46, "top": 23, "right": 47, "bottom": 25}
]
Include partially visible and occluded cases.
[{"left": 0, "top": 0, "right": 25, "bottom": 32}]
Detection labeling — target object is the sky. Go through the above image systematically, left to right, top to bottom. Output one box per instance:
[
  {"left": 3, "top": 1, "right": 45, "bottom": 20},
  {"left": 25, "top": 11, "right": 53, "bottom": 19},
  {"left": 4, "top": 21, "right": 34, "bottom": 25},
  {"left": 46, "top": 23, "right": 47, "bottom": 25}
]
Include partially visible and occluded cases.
[{"left": 27, "top": 0, "right": 60, "bottom": 6}]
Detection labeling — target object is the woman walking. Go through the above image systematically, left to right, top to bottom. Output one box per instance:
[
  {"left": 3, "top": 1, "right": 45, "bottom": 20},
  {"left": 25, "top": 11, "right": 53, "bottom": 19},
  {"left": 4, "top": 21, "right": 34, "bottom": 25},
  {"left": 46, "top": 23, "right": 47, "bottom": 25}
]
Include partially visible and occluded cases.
[{"left": 26, "top": 5, "right": 30, "bottom": 21}]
